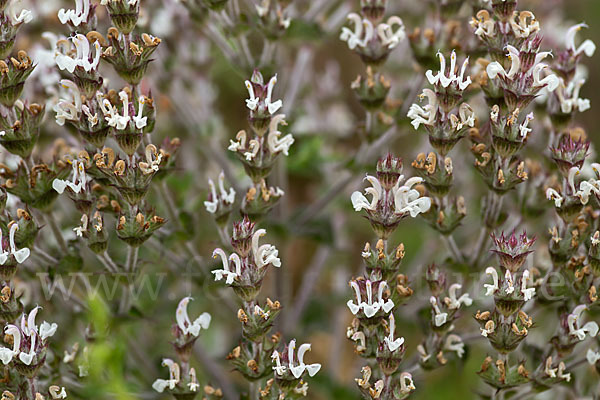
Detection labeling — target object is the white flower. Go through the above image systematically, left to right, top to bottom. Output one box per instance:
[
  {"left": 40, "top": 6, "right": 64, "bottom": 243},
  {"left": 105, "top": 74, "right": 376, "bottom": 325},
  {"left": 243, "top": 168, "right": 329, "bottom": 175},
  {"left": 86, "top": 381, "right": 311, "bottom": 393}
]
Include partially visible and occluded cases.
[
  {"left": 7, "top": 0, "right": 33, "bottom": 25},
  {"left": 58, "top": 0, "right": 91, "bottom": 27},
  {"left": 470, "top": 10, "right": 495, "bottom": 37},
  {"left": 510, "top": 11, "right": 539, "bottom": 38},
  {"left": 340, "top": 13, "right": 373, "bottom": 50},
  {"left": 377, "top": 16, "right": 405, "bottom": 49},
  {"left": 566, "top": 23, "right": 596, "bottom": 57},
  {"left": 56, "top": 34, "right": 101, "bottom": 73},
  {"left": 487, "top": 45, "right": 558, "bottom": 91},
  {"left": 487, "top": 45, "right": 521, "bottom": 80},
  {"left": 426, "top": 51, "right": 471, "bottom": 90},
  {"left": 532, "top": 63, "right": 559, "bottom": 92},
  {"left": 244, "top": 75, "right": 282, "bottom": 115},
  {"left": 264, "top": 75, "right": 282, "bottom": 114},
  {"left": 556, "top": 79, "right": 590, "bottom": 114},
  {"left": 54, "top": 80, "right": 81, "bottom": 126},
  {"left": 407, "top": 89, "right": 438, "bottom": 129},
  {"left": 116, "top": 91, "right": 131, "bottom": 129},
  {"left": 132, "top": 97, "right": 148, "bottom": 129},
  {"left": 450, "top": 103, "right": 475, "bottom": 131},
  {"left": 82, "top": 104, "right": 98, "bottom": 127},
  {"left": 490, "top": 105, "right": 499, "bottom": 123},
  {"left": 519, "top": 112, "right": 534, "bottom": 138},
  {"left": 267, "top": 114, "right": 294, "bottom": 155},
  {"left": 228, "top": 130, "right": 246, "bottom": 152},
  {"left": 244, "top": 139, "right": 260, "bottom": 161},
  {"left": 138, "top": 144, "right": 163, "bottom": 175},
  {"left": 53, "top": 159, "right": 87, "bottom": 194},
  {"left": 568, "top": 166, "right": 600, "bottom": 204},
  {"left": 204, "top": 171, "right": 236, "bottom": 214},
  {"left": 351, "top": 175, "right": 382, "bottom": 212},
  {"left": 392, "top": 176, "right": 431, "bottom": 217},
  {"left": 546, "top": 188, "right": 563, "bottom": 208},
  {"left": 73, "top": 214, "right": 88, "bottom": 237},
  {"left": 0, "top": 223, "right": 31, "bottom": 264},
  {"left": 252, "top": 229, "right": 281, "bottom": 268},
  {"left": 592, "top": 231, "right": 600, "bottom": 246},
  {"left": 211, "top": 248, "right": 241, "bottom": 285},
  {"left": 484, "top": 267, "right": 499, "bottom": 296},
  {"left": 520, "top": 270, "right": 535, "bottom": 301},
  {"left": 347, "top": 279, "right": 394, "bottom": 318},
  {"left": 444, "top": 283, "right": 472, "bottom": 310},
  {"left": 429, "top": 296, "right": 448, "bottom": 327},
  {"left": 175, "top": 297, "right": 211, "bottom": 337},
  {"left": 254, "top": 305, "right": 270, "bottom": 320},
  {"left": 567, "top": 305, "right": 599, "bottom": 341},
  {"left": 384, "top": 314, "right": 404, "bottom": 352},
  {"left": 480, "top": 320, "right": 495, "bottom": 337},
  {"left": 40, "top": 321, "right": 58, "bottom": 341},
  {"left": 0, "top": 325, "right": 21, "bottom": 365},
  {"left": 351, "top": 331, "right": 366, "bottom": 352},
  {"left": 18, "top": 333, "right": 36, "bottom": 365},
  {"left": 444, "top": 334, "right": 465, "bottom": 358},
  {"left": 286, "top": 339, "right": 321, "bottom": 379},
  {"left": 417, "top": 344, "right": 431, "bottom": 362},
  {"left": 586, "top": 348, "right": 600, "bottom": 365},
  {"left": 271, "top": 350, "right": 287, "bottom": 376},
  {"left": 544, "top": 356, "right": 557, "bottom": 378},
  {"left": 545, "top": 358, "right": 571, "bottom": 382},
  {"left": 152, "top": 359, "right": 180, "bottom": 393},
  {"left": 557, "top": 362, "right": 571, "bottom": 382},
  {"left": 188, "top": 368, "right": 200, "bottom": 392},
  {"left": 399, "top": 372, "right": 416, "bottom": 395},
  {"left": 49, "top": 385, "right": 68, "bottom": 399}
]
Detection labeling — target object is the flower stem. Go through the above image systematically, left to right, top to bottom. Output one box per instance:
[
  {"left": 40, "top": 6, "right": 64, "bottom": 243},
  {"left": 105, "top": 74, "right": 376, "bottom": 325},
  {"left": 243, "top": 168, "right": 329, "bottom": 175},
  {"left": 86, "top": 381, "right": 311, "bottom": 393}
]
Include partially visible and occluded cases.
[{"left": 45, "top": 212, "right": 68, "bottom": 253}]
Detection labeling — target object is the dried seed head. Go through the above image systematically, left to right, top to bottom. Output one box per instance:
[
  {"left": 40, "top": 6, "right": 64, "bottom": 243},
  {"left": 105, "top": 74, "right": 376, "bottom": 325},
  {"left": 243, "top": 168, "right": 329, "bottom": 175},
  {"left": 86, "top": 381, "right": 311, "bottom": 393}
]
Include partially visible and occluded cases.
[
  {"left": 396, "top": 243, "right": 405, "bottom": 259},
  {"left": 0, "top": 286, "right": 10, "bottom": 303},
  {"left": 237, "top": 309, "right": 248, "bottom": 323},
  {"left": 475, "top": 310, "right": 490, "bottom": 320},
  {"left": 227, "top": 346, "right": 241, "bottom": 360},
  {"left": 247, "top": 359, "right": 259, "bottom": 372}
]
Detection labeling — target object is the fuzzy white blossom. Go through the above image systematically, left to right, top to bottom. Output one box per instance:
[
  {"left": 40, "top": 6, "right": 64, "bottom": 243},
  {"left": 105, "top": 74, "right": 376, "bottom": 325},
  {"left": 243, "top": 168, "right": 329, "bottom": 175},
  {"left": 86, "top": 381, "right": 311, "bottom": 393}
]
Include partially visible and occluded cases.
[
  {"left": 7, "top": 0, "right": 33, "bottom": 25},
  {"left": 58, "top": 0, "right": 91, "bottom": 26},
  {"left": 566, "top": 23, "right": 596, "bottom": 57},
  {"left": 55, "top": 34, "right": 101, "bottom": 73},
  {"left": 486, "top": 45, "right": 559, "bottom": 91},
  {"left": 426, "top": 51, "right": 471, "bottom": 90},
  {"left": 407, "top": 89, "right": 438, "bottom": 130},
  {"left": 267, "top": 114, "right": 294, "bottom": 156},
  {"left": 53, "top": 159, "right": 87, "bottom": 194},
  {"left": 204, "top": 171, "right": 236, "bottom": 213},
  {"left": 351, "top": 175, "right": 381, "bottom": 212},
  {"left": 392, "top": 176, "right": 431, "bottom": 217},
  {"left": 0, "top": 223, "right": 30, "bottom": 265},
  {"left": 211, "top": 248, "right": 241, "bottom": 285},
  {"left": 484, "top": 267, "right": 499, "bottom": 296},
  {"left": 347, "top": 280, "right": 394, "bottom": 318},
  {"left": 444, "top": 283, "right": 472, "bottom": 310},
  {"left": 429, "top": 296, "right": 448, "bottom": 327},
  {"left": 175, "top": 297, "right": 211, "bottom": 337},
  {"left": 568, "top": 305, "right": 599, "bottom": 341},
  {"left": 384, "top": 314, "right": 404, "bottom": 352},
  {"left": 444, "top": 334, "right": 465, "bottom": 358},
  {"left": 272, "top": 339, "right": 321, "bottom": 379},
  {"left": 152, "top": 359, "right": 180, "bottom": 393}
]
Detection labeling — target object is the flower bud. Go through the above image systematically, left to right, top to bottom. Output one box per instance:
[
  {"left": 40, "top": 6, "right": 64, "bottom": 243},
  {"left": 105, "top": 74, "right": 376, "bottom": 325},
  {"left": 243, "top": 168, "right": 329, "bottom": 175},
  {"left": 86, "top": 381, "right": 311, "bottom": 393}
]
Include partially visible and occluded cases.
[
  {"left": 103, "top": 0, "right": 140, "bottom": 35},
  {"left": 351, "top": 68, "right": 391, "bottom": 111},
  {"left": 0, "top": 101, "right": 44, "bottom": 158}
]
